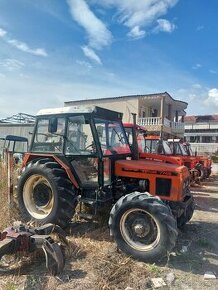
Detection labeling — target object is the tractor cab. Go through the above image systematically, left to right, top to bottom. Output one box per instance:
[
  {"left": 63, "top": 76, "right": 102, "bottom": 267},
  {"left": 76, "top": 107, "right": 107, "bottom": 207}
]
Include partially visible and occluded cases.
[
  {"left": 27, "top": 106, "right": 131, "bottom": 194},
  {"left": 124, "top": 128, "right": 172, "bottom": 156},
  {"left": 0, "top": 135, "right": 28, "bottom": 163},
  {"left": 168, "top": 139, "right": 188, "bottom": 156},
  {"left": 182, "top": 141, "right": 212, "bottom": 178},
  {"left": 182, "top": 142, "right": 195, "bottom": 156}
]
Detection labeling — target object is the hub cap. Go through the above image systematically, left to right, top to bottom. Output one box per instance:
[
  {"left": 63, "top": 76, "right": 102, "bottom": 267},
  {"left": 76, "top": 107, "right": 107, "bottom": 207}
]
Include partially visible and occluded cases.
[
  {"left": 23, "top": 174, "right": 54, "bottom": 219},
  {"left": 120, "top": 208, "right": 160, "bottom": 251}
]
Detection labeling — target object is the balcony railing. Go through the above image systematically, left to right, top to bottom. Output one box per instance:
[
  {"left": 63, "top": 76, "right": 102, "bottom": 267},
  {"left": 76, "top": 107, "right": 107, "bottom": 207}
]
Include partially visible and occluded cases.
[
  {"left": 138, "top": 117, "right": 184, "bottom": 130},
  {"left": 138, "top": 117, "right": 161, "bottom": 126}
]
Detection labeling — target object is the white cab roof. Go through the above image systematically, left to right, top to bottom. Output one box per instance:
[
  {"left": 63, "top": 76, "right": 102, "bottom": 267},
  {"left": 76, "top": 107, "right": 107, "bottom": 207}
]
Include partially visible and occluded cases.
[
  {"left": 37, "top": 105, "right": 96, "bottom": 116},
  {"left": 168, "top": 139, "right": 181, "bottom": 142}
]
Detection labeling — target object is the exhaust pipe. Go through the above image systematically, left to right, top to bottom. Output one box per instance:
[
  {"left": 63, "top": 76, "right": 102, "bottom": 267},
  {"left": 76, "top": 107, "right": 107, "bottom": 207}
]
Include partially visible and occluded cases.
[{"left": 131, "top": 113, "right": 139, "bottom": 160}]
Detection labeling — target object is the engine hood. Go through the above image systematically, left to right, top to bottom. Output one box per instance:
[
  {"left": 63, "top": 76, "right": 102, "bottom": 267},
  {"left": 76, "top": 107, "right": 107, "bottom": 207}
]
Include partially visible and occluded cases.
[{"left": 115, "top": 159, "right": 188, "bottom": 176}]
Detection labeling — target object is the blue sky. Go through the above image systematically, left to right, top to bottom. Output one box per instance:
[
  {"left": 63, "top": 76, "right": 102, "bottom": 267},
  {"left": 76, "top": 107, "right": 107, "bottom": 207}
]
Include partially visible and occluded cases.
[{"left": 0, "top": 0, "right": 218, "bottom": 118}]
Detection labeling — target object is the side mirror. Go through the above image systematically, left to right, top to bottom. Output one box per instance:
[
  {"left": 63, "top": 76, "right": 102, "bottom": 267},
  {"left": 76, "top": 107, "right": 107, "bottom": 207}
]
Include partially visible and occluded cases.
[{"left": 48, "top": 118, "right": 58, "bottom": 133}]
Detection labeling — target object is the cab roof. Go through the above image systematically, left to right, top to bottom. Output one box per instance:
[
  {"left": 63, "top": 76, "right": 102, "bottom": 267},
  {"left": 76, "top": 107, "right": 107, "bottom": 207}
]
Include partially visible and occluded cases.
[
  {"left": 36, "top": 106, "right": 123, "bottom": 121},
  {"left": 0, "top": 135, "right": 28, "bottom": 142}
]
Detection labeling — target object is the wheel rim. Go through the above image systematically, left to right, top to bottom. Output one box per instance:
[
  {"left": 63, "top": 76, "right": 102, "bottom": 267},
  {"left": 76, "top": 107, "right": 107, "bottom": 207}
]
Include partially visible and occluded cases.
[
  {"left": 23, "top": 174, "right": 54, "bottom": 219},
  {"left": 120, "top": 208, "right": 160, "bottom": 251}
]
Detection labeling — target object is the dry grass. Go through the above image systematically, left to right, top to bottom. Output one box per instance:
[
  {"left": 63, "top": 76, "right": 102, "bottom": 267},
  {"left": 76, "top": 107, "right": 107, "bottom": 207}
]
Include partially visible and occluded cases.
[{"left": 0, "top": 163, "right": 20, "bottom": 231}]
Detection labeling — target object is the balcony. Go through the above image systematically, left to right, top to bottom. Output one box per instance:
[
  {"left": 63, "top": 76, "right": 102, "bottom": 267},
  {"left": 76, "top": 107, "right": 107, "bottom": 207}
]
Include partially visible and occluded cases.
[{"left": 137, "top": 117, "right": 184, "bottom": 136}]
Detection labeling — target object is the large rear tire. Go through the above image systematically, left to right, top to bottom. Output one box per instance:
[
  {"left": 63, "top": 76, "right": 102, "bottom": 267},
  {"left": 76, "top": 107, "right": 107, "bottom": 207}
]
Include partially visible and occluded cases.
[
  {"left": 17, "top": 158, "right": 77, "bottom": 228},
  {"left": 109, "top": 192, "right": 178, "bottom": 262}
]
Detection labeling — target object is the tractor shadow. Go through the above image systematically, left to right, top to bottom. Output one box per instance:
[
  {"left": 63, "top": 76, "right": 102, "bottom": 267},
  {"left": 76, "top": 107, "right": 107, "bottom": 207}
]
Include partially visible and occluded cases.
[{"left": 68, "top": 220, "right": 111, "bottom": 242}]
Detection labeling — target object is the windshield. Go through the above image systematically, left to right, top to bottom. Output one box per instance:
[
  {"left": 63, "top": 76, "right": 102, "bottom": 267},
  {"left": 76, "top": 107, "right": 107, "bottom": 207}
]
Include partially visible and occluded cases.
[
  {"left": 32, "top": 116, "right": 96, "bottom": 155},
  {"left": 65, "top": 116, "right": 96, "bottom": 155},
  {"left": 32, "top": 118, "right": 65, "bottom": 153},
  {"left": 95, "top": 118, "right": 131, "bottom": 155},
  {"left": 125, "top": 127, "right": 145, "bottom": 153},
  {"left": 144, "top": 139, "right": 172, "bottom": 155},
  {"left": 162, "top": 140, "right": 172, "bottom": 155},
  {"left": 169, "top": 142, "right": 188, "bottom": 156},
  {"left": 183, "top": 144, "right": 193, "bottom": 156}
]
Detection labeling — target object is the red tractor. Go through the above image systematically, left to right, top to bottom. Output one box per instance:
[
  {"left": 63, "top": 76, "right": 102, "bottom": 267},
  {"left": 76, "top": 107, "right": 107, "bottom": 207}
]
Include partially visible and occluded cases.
[
  {"left": 16, "top": 106, "right": 192, "bottom": 262},
  {"left": 124, "top": 123, "right": 201, "bottom": 184},
  {"left": 167, "top": 139, "right": 211, "bottom": 180},
  {"left": 181, "top": 142, "right": 212, "bottom": 178}
]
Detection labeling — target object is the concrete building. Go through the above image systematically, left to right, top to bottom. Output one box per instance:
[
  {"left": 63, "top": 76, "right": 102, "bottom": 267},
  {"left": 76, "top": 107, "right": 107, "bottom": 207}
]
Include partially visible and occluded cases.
[
  {"left": 65, "top": 92, "right": 187, "bottom": 138},
  {"left": 184, "top": 114, "right": 218, "bottom": 155}
]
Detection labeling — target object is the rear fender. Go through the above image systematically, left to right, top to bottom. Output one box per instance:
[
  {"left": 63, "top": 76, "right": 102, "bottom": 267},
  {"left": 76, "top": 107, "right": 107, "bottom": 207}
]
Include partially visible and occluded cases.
[{"left": 22, "top": 153, "right": 79, "bottom": 189}]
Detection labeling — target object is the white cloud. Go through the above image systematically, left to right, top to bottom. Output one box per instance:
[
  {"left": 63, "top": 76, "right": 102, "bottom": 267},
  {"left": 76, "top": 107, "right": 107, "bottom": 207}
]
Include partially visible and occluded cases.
[
  {"left": 67, "top": 0, "right": 112, "bottom": 50},
  {"left": 67, "top": 0, "right": 178, "bottom": 62},
  {"left": 94, "top": 0, "right": 178, "bottom": 38},
  {"left": 153, "top": 19, "right": 176, "bottom": 33},
  {"left": 196, "top": 25, "right": 204, "bottom": 31},
  {"left": 127, "top": 26, "right": 146, "bottom": 39},
  {"left": 0, "top": 27, "right": 7, "bottom": 37},
  {"left": 0, "top": 27, "right": 47, "bottom": 57},
  {"left": 7, "top": 39, "right": 47, "bottom": 57},
  {"left": 81, "top": 46, "right": 102, "bottom": 64},
  {"left": 0, "top": 58, "right": 25, "bottom": 71},
  {"left": 76, "top": 60, "right": 93, "bottom": 70},
  {"left": 192, "top": 63, "right": 202, "bottom": 70},
  {"left": 209, "top": 69, "right": 217, "bottom": 74},
  {"left": 192, "top": 83, "right": 202, "bottom": 89},
  {"left": 205, "top": 88, "right": 218, "bottom": 107}
]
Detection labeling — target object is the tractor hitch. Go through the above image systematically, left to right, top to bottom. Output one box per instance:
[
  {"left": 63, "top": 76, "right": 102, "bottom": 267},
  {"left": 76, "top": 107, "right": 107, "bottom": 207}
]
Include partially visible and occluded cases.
[{"left": 0, "top": 222, "right": 66, "bottom": 275}]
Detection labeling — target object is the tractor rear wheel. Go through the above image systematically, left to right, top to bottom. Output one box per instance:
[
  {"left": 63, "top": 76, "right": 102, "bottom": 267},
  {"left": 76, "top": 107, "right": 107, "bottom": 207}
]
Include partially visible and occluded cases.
[
  {"left": 17, "top": 159, "right": 77, "bottom": 228},
  {"left": 109, "top": 192, "right": 178, "bottom": 262},
  {"left": 177, "top": 196, "right": 195, "bottom": 228}
]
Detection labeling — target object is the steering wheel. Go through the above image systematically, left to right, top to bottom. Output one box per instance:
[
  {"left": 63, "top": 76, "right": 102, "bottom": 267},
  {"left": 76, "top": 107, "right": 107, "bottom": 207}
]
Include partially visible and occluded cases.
[{"left": 84, "top": 142, "right": 96, "bottom": 152}]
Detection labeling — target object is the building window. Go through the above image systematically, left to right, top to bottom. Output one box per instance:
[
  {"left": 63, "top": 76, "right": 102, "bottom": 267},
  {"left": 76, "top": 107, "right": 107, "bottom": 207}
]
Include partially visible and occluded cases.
[
  {"left": 190, "top": 136, "right": 200, "bottom": 143},
  {"left": 202, "top": 136, "right": 212, "bottom": 143}
]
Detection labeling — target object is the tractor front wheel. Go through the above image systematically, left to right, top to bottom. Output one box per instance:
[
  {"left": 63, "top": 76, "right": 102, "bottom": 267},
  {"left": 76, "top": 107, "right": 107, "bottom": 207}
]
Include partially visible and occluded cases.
[
  {"left": 17, "top": 159, "right": 77, "bottom": 228},
  {"left": 195, "top": 163, "right": 206, "bottom": 181},
  {"left": 109, "top": 192, "right": 178, "bottom": 262},
  {"left": 177, "top": 196, "right": 195, "bottom": 228}
]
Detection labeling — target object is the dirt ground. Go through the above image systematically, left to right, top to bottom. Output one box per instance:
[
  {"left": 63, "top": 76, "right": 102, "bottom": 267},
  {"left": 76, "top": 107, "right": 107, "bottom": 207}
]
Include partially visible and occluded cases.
[{"left": 0, "top": 175, "right": 217, "bottom": 290}]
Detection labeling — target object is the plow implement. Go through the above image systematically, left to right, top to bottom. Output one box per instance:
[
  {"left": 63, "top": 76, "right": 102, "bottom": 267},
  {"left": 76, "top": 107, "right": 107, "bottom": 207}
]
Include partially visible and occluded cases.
[{"left": 0, "top": 222, "right": 66, "bottom": 275}]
